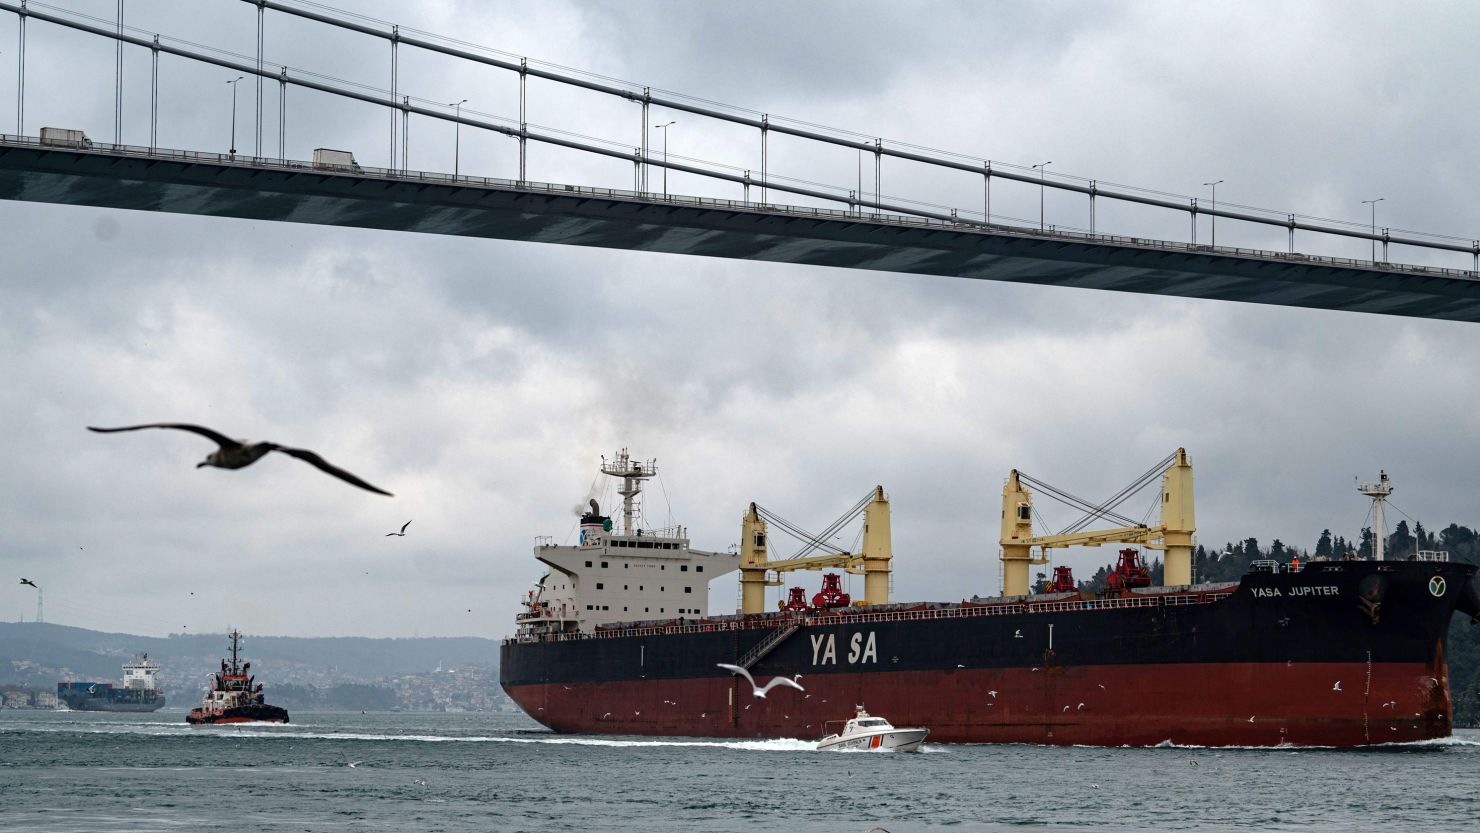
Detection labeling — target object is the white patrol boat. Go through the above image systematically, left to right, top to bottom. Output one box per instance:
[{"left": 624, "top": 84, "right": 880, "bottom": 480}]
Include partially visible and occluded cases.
[{"left": 817, "top": 706, "right": 929, "bottom": 752}]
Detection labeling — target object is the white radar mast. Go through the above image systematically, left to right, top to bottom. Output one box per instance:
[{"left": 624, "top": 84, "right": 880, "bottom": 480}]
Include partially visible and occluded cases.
[
  {"left": 601, "top": 448, "right": 657, "bottom": 535},
  {"left": 1356, "top": 470, "right": 1393, "bottom": 561}
]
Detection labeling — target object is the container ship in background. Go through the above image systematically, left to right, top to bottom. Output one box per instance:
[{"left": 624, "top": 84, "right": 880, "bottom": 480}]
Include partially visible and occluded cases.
[
  {"left": 500, "top": 450, "right": 1480, "bottom": 747},
  {"left": 187, "top": 630, "right": 289, "bottom": 725},
  {"left": 57, "top": 654, "right": 165, "bottom": 712}
]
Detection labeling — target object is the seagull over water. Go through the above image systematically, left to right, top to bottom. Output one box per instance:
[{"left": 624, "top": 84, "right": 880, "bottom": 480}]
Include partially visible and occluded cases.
[
  {"left": 88, "top": 423, "right": 392, "bottom": 496},
  {"left": 386, "top": 520, "right": 412, "bottom": 537},
  {"left": 19, "top": 578, "right": 38, "bottom": 588},
  {"left": 716, "top": 664, "right": 805, "bottom": 698}
]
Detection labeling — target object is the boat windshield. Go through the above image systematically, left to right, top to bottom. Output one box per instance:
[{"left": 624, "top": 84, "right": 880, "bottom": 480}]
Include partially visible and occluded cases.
[{"left": 856, "top": 718, "right": 888, "bottom": 727}]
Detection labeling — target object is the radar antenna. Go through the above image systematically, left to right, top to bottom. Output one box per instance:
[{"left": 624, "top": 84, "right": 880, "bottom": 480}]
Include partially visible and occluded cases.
[{"left": 600, "top": 449, "right": 657, "bottom": 535}]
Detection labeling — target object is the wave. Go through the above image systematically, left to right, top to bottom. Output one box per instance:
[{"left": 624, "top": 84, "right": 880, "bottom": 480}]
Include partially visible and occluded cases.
[{"left": 1, "top": 723, "right": 822, "bottom": 750}]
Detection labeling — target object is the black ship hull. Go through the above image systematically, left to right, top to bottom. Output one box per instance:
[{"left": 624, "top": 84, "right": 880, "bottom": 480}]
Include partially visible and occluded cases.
[
  {"left": 502, "top": 560, "right": 1479, "bottom": 747},
  {"left": 56, "top": 685, "right": 165, "bottom": 713}
]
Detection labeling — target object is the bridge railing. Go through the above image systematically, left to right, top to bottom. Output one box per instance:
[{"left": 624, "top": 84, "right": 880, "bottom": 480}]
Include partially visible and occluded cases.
[
  {"left": 4, "top": 0, "right": 1479, "bottom": 277},
  {"left": 7, "top": 131, "right": 1477, "bottom": 284}
]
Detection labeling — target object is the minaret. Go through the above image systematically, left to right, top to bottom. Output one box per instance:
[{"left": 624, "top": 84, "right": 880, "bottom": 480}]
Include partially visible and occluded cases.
[{"left": 1356, "top": 471, "right": 1393, "bottom": 561}]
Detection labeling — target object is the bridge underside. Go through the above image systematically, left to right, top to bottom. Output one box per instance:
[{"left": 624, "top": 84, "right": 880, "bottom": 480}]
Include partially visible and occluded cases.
[{"left": 2, "top": 144, "right": 1478, "bottom": 322}]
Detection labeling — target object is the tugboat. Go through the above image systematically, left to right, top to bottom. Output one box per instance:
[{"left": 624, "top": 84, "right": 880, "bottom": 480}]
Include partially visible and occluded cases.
[
  {"left": 186, "top": 630, "right": 289, "bottom": 725},
  {"left": 817, "top": 706, "right": 930, "bottom": 752}
]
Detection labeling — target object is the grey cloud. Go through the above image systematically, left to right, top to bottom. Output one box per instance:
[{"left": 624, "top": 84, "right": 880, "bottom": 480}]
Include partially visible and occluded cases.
[{"left": 3, "top": 1, "right": 1479, "bottom": 637}]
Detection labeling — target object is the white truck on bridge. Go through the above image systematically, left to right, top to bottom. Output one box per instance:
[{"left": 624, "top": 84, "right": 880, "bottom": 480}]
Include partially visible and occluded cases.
[
  {"left": 39, "top": 128, "right": 92, "bottom": 148},
  {"left": 312, "top": 148, "right": 359, "bottom": 171}
]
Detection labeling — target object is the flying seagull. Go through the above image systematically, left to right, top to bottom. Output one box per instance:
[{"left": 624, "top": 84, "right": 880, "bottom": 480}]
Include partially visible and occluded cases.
[
  {"left": 87, "top": 423, "right": 392, "bottom": 496},
  {"left": 386, "top": 520, "right": 412, "bottom": 537},
  {"left": 19, "top": 578, "right": 38, "bottom": 588},
  {"left": 716, "top": 663, "right": 805, "bottom": 698},
  {"left": 1332, "top": 681, "right": 1342, "bottom": 692}
]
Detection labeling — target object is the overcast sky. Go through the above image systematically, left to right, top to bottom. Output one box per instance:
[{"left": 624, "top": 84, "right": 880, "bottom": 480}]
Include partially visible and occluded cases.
[{"left": 2, "top": 0, "right": 1478, "bottom": 638}]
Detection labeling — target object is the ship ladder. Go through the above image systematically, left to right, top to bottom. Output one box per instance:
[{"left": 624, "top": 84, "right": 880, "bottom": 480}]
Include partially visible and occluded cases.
[{"left": 736, "top": 624, "right": 801, "bottom": 670}]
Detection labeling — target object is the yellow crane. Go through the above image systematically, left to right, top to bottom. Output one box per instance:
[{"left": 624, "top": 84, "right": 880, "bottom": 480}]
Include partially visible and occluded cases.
[
  {"left": 999, "top": 448, "right": 1195, "bottom": 596},
  {"left": 737, "top": 486, "right": 893, "bottom": 614}
]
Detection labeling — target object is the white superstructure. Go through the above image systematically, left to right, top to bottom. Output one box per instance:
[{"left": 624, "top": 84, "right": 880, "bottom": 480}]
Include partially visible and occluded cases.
[
  {"left": 517, "top": 449, "right": 739, "bottom": 635},
  {"left": 121, "top": 654, "right": 161, "bottom": 691}
]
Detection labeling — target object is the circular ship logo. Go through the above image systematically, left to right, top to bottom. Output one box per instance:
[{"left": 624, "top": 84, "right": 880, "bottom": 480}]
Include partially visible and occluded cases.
[{"left": 1428, "top": 576, "right": 1447, "bottom": 597}]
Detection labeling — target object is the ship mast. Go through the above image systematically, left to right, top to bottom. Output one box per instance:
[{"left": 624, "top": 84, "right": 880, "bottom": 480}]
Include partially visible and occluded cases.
[
  {"left": 600, "top": 449, "right": 657, "bottom": 535},
  {"left": 1356, "top": 471, "right": 1393, "bottom": 561},
  {"left": 228, "top": 629, "right": 242, "bottom": 674}
]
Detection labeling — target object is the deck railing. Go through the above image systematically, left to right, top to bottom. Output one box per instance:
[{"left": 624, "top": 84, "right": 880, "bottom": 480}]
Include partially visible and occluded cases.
[{"left": 505, "top": 586, "right": 1238, "bottom": 645}]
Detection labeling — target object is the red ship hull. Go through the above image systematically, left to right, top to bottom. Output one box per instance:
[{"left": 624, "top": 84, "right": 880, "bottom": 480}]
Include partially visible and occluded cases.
[
  {"left": 505, "top": 657, "right": 1453, "bottom": 747},
  {"left": 186, "top": 705, "right": 290, "bottom": 725}
]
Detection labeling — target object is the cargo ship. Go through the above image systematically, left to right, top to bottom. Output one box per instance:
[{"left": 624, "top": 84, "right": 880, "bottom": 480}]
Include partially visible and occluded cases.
[
  {"left": 500, "top": 450, "right": 1480, "bottom": 747},
  {"left": 186, "top": 630, "right": 289, "bottom": 725},
  {"left": 56, "top": 654, "right": 166, "bottom": 712}
]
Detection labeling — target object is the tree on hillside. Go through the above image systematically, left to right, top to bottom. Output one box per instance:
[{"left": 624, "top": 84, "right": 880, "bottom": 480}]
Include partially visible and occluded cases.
[
  {"left": 1388, "top": 520, "right": 1413, "bottom": 559},
  {"left": 1316, "top": 529, "right": 1333, "bottom": 558}
]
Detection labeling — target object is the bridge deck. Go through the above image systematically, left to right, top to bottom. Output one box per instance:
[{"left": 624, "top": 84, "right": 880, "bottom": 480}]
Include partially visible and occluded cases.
[{"left": 2, "top": 137, "right": 1477, "bottom": 322}]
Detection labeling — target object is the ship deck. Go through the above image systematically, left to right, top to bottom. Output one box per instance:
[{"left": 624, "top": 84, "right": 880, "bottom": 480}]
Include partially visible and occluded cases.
[{"left": 506, "top": 581, "right": 1240, "bottom": 645}]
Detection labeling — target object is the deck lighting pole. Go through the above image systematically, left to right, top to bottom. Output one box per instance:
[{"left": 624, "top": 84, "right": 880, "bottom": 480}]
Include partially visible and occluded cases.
[
  {"left": 226, "top": 76, "right": 244, "bottom": 155},
  {"left": 450, "top": 99, "right": 468, "bottom": 176},
  {"left": 655, "top": 120, "right": 675, "bottom": 197},
  {"left": 1032, "top": 162, "right": 1052, "bottom": 231},
  {"left": 1203, "top": 180, "right": 1223, "bottom": 247},
  {"left": 1362, "top": 198, "right": 1384, "bottom": 262}
]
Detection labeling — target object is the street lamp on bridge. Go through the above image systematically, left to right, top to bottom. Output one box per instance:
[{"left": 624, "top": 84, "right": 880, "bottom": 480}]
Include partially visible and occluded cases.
[
  {"left": 226, "top": 76, "right": 244, "bottom": 156},
  {"left": 450, "top": 99, "right": 468, "bottom": 176},
  {"left": 655, "top": 120, "right": 676, "bottom": 197},
  {"left": 1031, "top": 161, "right": 1052, "bottom": 231},
  {"left": 1203, "top": 180, "right": 1224, "bottom": 247},
  {"left": 1361, "top": 198, "right": 1385, "bottom": 262}
]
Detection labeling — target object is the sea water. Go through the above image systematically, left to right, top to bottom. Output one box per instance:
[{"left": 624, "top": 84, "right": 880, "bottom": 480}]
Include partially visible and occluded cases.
[{"left": 1, "top": 710, "right": 1475, "bottom": 832}]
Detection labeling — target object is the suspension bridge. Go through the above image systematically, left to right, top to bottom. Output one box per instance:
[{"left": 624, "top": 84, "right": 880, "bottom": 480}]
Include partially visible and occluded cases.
[{"left": 2, "top": 0, "right": 1479, "bottom": 322}]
